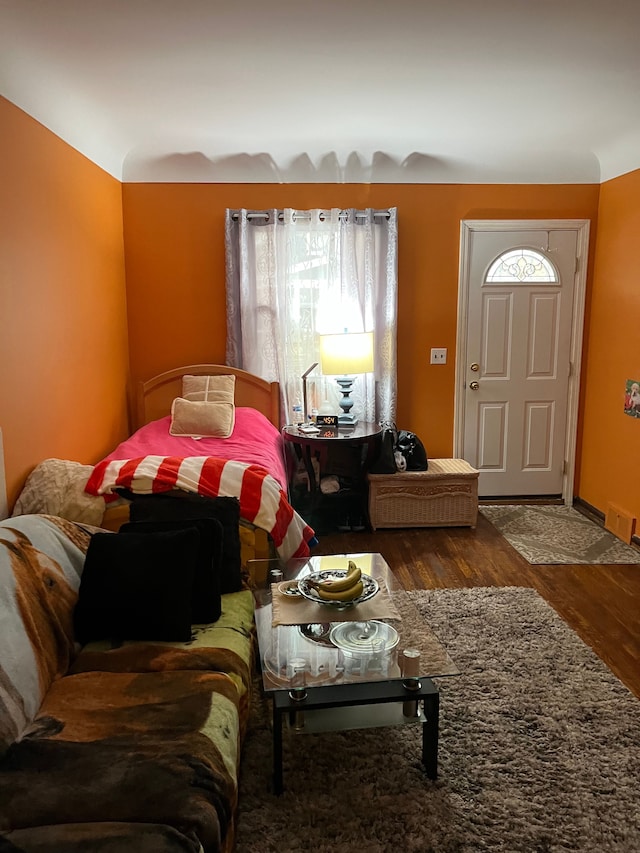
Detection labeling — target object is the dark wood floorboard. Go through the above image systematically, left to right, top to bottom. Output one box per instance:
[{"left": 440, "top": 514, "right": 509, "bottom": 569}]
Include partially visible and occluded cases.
[{"left": 311, "top": 514, "right": 640, "bottom": 699}]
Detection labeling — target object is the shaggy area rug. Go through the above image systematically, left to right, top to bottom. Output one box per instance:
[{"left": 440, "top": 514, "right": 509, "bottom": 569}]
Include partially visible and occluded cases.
[
  {"left": 479, "top": 504, "right": 640, "bottom": 564},
  {"left": 235, "top": 587, "right": 640, "bottom": 853}
]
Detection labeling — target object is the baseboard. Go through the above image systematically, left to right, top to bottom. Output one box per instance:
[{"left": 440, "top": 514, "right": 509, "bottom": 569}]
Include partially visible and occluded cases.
[
  {"left": 478, "top": 496, "right": 563, "bottom": 506},
  {"left": 572, "top": 497, "right": 605, "bottom": 525}
]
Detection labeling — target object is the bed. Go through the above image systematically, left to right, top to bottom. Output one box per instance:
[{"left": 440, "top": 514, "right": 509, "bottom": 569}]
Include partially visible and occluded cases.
[
  {"left": 132, "top": 363, "right": 281, "bottom": 432},
  {"left": 13, "top": 364, "right": 316, "bottom": 565}
]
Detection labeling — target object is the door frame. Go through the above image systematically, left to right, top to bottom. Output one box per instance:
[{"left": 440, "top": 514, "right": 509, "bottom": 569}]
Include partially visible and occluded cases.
[{"left": 454, "top": 219, "right": 590, "bottom": 505}]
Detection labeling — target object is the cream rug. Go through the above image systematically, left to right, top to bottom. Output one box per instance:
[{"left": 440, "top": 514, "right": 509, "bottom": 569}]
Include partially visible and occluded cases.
[
  {"left": 479, "top": 503, "right": 640, "bottom": 564},
  {"left": 235, "top": 587, "right": 640, "bottom": 853}
]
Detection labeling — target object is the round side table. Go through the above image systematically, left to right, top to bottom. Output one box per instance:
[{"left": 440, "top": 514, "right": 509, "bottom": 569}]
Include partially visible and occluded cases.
[{"left": 283, "top": 422, "right": 381, "bottom": 498}]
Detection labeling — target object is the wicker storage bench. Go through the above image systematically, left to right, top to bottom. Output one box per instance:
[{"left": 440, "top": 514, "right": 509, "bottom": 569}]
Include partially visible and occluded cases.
[{"left": 367, "top": 458, "right": 479, "bottom": 530}]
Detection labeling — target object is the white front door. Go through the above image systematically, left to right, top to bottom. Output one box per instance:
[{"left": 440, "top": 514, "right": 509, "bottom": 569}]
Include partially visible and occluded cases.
[{"left": 455, "top": 220, "right": 589, "bottom": 500}]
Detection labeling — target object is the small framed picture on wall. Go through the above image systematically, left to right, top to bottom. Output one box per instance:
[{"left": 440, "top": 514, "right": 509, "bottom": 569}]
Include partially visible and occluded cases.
[{"left": 624, "top": 379, "right": 640, "bottom": 418}]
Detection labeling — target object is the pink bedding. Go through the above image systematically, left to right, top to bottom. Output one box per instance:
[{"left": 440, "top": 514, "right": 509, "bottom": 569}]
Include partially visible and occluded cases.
[
  {"left": 84, "top": 407, "right": 317, "bottom": 560},
  {"left": 93, "top": 407, "right": 288, "bottom": 490}
]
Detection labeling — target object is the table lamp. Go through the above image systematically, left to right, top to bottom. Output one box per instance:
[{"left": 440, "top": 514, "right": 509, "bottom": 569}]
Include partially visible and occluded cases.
[
  {"left": 319, "top": 331, "right": 374, "bottom": 426},
  {"left": 301, "top": 361, "right": 318, "bottom": 422}
]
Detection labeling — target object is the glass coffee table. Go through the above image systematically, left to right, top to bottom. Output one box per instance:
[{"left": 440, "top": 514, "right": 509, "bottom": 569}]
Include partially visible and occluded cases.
[{"left": 250, "top": 552, "right": 460, "bottom": 794}]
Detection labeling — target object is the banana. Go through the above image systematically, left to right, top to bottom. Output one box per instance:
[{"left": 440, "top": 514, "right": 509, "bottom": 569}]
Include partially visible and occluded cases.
[
  {"left": 310, "top": 563, "right": 362, "bottom": 593},
  {"left": 322, "top": 566, "right": 362, "bottom": 592},
  {"left": 316, "top": 578, "right": 364, "bottom": 602}
]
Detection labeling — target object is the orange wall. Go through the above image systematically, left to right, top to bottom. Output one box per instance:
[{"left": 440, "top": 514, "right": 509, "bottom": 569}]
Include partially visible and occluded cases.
[
  {"left": 2, "top": 94, "right": 618, "bottom": 517},
  {"left": 0, "top": 97, "right": 130, "bottom": 509},
  {"left": 578, "top": 169, "right": 640, "bottom": 523},
  {"left": 123, "top": 182, "right": 599, "bottom": 467}
]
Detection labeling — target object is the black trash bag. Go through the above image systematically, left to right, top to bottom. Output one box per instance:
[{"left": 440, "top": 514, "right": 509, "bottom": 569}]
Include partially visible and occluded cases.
[
  {"left": 369, "top": 422, "right": 398, "bottom": 474},
  {"left": 396, "top": 430, "right": 428, "bottom": 471}
]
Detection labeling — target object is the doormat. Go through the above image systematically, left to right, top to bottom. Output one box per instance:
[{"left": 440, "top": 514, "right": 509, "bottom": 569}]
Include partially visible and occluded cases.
[{"left": 479, "top": 504, "right": 639, "bottom": 564}]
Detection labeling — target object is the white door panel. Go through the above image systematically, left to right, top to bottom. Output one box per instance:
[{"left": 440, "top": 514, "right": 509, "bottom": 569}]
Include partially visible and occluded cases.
[
  {"left": 457, "top": 222, "right": 588, "bottom": 498},
  {"left": 477, "top": 403, "right": 507, "bottom": 469}
]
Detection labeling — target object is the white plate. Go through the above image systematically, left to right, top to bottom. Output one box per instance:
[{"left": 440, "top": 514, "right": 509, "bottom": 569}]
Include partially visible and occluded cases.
[
  {"left": 297, "top": 570, "right": 379, "bottom": 610},
  {"left": 329, "top": 620, "right": 399, "bottom": 655}
]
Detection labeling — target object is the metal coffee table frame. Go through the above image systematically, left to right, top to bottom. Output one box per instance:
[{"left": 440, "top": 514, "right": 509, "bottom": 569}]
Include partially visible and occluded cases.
[
  {"left": 250, "top": 553, "right": 458, "bottom": 795},
  {"left": 271, "top": 677, "right": 439, "bottom": 795}
]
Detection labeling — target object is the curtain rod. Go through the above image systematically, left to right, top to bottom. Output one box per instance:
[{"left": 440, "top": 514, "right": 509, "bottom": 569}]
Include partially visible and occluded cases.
[{"left": 230, "top": 209, "right": 390, "bottom": 222}]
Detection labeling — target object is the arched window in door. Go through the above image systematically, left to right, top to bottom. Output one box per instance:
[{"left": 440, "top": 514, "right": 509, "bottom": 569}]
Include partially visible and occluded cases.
[{"left": 485, "top": 248, "right": 558, "bottom": 283}]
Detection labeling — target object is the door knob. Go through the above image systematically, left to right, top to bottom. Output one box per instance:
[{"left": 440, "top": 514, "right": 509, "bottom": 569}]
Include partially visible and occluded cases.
[
  {"left": 470, "top": 362, "right": 479, "bottom": 371},
  {"left": 469, "top": 381, "right": 479, "bottom": 390}
]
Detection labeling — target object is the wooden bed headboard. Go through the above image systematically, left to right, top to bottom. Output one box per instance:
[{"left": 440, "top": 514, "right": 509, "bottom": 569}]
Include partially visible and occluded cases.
[{"left": 134, "top": 364, "right": 281, "bottom": 430}]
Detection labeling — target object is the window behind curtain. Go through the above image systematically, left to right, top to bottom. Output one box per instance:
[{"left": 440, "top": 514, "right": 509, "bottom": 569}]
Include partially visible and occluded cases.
[{"left": 225, "top": 208, "right": 398, "bottom": 425}]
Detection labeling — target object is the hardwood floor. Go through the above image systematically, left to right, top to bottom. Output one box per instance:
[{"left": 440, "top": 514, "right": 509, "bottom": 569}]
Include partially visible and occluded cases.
[{"left": 310, "top": 514, "right": 640, "bottom": 699}]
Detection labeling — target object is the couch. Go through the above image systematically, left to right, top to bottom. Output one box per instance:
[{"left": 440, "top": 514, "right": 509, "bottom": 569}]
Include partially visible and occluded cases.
[{"left": 0, "top": 514, "right": 256, "bottom": 853}]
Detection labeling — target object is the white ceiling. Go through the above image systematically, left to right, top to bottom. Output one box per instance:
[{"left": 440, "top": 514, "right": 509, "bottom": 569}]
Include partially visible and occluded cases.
[{"left": 2, "top": 0, "right": 640, "bottom": 184}]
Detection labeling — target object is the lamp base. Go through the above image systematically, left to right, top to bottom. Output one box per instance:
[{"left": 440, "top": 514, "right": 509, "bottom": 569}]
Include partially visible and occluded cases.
[
  {"left": 336, "top": 376, "right": 359, "bottom": 425},
  {"left": 338, "top": 413, "right": 358, "bottom": 427}
]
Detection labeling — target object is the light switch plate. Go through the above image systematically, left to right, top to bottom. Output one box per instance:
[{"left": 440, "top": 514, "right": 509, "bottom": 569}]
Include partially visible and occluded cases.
[{"left": 430, "top": 347, "right": 447, "bottom": 364}]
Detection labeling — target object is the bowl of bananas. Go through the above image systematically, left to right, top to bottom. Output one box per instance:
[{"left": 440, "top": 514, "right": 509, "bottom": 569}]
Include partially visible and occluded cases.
[{"left": 297, "top": 560, "right": 379, "bottom": 609}]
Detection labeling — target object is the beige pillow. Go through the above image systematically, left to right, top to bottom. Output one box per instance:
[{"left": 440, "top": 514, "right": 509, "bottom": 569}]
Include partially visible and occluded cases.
[
  {"left": 182, "top": 374, "right": 236, "bottom": 402},
  {"left": 170, "top": 398, "right": 236, "bottom": 438}
]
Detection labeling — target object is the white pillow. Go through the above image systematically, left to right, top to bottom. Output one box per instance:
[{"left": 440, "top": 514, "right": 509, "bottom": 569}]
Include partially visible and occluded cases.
[{"left": 170, "top": 398, "right": 236, "bottom": 438}]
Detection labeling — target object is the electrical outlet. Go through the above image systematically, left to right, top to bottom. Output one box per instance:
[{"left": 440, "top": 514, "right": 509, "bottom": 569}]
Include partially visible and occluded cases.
[{"left": 430, "top": 347, "right": 447, "bottom": 364}]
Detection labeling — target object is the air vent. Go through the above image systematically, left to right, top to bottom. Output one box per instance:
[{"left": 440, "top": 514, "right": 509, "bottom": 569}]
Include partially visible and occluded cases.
[{"left": 604, "top": 503, "right": 636, "bottom": 545}]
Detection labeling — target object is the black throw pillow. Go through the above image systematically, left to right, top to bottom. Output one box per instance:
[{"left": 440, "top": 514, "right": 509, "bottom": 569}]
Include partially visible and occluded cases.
[
  {"left": 128, "top": 493, "right": 243, "bottom": 594},
  {"left": 119, "top": 518, "right": 223, "bottom": 623},
  {"left": 74, "top": 528, "right": 199, "bottom": 644}
]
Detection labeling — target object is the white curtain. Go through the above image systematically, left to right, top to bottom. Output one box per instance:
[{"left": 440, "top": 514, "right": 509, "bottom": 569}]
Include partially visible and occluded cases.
[{"left": 225, "top": 207, "right": 398, "bottom": 425}]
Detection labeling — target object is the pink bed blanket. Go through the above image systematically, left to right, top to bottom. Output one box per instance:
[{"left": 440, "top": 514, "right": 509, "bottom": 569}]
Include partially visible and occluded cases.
[
  {"left": 84, "top": 408, "right": 316, "bottom": 560},
  {"left": 94, "top": 408, "right": 289, "bottom": 490}
]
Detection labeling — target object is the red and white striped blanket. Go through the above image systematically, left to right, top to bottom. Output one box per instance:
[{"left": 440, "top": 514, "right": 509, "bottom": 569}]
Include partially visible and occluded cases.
[{"left": 86, "top": 455, "right": 316, "bottom": 561}]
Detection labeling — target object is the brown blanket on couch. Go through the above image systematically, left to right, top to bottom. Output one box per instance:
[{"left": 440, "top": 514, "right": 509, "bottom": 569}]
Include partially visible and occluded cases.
[
  {"left": 0, "top": 514, "right": 256, "bottom": 853},
  {"left": 1, "top": 625, "right": 254, "bottom": 852}
]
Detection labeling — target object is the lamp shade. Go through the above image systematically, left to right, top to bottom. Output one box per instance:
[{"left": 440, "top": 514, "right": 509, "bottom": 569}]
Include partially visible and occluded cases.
[{"left": 319, "top": 332, "right": 374, "bottom": 375}]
